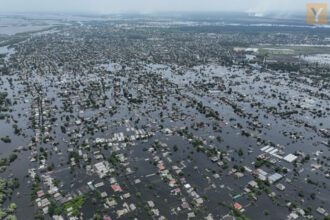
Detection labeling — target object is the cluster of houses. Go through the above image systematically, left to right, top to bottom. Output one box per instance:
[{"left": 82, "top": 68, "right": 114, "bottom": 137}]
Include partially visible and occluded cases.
[{"left": 1, "top": 15, "right": 328, "bottom": 220}]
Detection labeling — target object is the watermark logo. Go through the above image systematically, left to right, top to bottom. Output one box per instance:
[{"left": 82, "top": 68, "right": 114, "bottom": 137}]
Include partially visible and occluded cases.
[{"left": 306, "top": 3, "right": 327, "bottom": 25}]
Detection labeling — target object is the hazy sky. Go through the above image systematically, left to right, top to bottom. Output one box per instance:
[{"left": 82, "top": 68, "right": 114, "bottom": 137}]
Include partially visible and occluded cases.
[{"left": 0, "top": 0, "right": 329, "bottom": 13}]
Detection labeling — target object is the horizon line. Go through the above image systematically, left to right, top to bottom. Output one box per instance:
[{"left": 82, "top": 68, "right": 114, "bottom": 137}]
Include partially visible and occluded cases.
[{"left": 0, "top": 10, "right": 309, "bottom": 15}]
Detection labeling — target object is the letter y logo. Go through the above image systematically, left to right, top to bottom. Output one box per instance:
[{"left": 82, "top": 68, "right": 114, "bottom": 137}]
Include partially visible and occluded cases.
[{"left": 307, "top": 3, "right": 327, "bottom": 25}]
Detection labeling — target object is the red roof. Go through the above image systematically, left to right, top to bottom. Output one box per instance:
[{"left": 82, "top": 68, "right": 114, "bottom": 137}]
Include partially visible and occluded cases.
[
  {"left": 158, "top": 163, "right": 165, "bottom": 171},
  {"left": 169, "top": 179, "right": 176, "bottom": 185},
  {"left": 111, "top": 184, "right": 123, "bottom": 192},
  {"left": 37, "top": 190, "right": 45, "bottom": 198},
  {"left": 234, "top": 202, "right": 242, "bottom": 210},
  {"left": 103, "top": 215, "right": 112, "bottom": 220}
]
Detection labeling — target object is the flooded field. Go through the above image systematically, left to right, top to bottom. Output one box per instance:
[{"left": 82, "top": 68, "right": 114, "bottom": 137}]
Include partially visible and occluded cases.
[
  {"left": 0, "top": 16, "right": 58, "bottom": 35},
  {"left": 301, "top": 54, "right": 330, "bottom": 65}
]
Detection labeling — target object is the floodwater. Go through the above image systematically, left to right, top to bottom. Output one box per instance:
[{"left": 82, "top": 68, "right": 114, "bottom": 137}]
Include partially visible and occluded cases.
[
  {"left": 0, "top": 19, "right": 329, "bottom": 219},
  {"left": 301, "top": 54, "right": 330, "bottom": 65}
]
